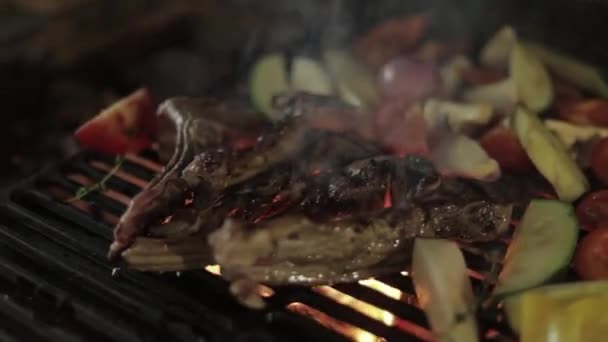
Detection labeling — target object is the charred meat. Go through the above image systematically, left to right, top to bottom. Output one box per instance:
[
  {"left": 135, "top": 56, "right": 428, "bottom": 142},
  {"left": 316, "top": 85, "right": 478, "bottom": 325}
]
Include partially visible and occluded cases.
[{"left": 110, "top": 93, "right": 535, "bottom": 308}]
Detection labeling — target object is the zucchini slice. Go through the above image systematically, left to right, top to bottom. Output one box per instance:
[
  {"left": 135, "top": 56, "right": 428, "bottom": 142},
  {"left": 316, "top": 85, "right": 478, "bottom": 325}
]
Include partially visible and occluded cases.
[
  {"left": 480, "top": 25, "right": 517, "bottom": 69},
  {"left": 524, "top": 42, "right": 608, "bottom": 98},
  {"left": 510, "top": 43, "right": 554, "bottom": 112},
  {"left": 323, "top": 49, "right": 379, "bottom": 108},
  {"left": 249, "top": 54, "right": 290, "bottom": 119},
  {"left": 291, "top": 57, "right": 333, "bottom": 95},
  {"left": 462, "top": 78, "right": 517, "bottom": 112},
  {"left": 513, "top": 107, "right": 589, "bottom": 202},
  {"left": 545, "top": 119, "right": 608, "bottom": 149},
  {"left": 492, "top": 199, "right": 579, "bottom": 298},
  {"left": 412, "top": 238, "right": 478, "bottom": 342}
]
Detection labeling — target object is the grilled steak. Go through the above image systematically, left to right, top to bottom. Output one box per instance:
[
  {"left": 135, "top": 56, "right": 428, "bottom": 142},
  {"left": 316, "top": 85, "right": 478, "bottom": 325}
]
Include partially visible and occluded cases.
[{"left": 110, "top": 93, "right": 536, "bottom": 308}]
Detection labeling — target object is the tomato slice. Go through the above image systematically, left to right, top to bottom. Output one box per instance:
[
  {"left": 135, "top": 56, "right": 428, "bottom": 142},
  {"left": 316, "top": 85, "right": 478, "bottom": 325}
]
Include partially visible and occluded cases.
[
  {"left": 353, "top": 14, "right": 429, "bottom": 70},
  {"left": 459, "top": 67, "right": 506, "bottom": 86},
  {"left": 74, "top": 88, "right": 157, "bottom": 155},
  {"left": 556, "top": 99, "right": 608, "bottom": 127},
  {"left": 478, "top": 126, "right": 535, "bottom": 173},
  {"left": 591, "top": 137, "right": 608, "bottom": 186},
  {"left": 576, "top": 190, "right": 608, "bottom": 228},
  {"left": 574, "top": 227, "right": 608, "bottom": 280}
]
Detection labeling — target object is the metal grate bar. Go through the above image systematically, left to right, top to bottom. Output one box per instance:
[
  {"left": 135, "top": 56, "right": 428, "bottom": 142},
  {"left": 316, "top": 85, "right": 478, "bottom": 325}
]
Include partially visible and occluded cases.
[
  {"left": 0, "top": 150, "right": 523, "bottom": 341},
  {"left": 332, "top": 283, "right": 429, "bottom": 327}
]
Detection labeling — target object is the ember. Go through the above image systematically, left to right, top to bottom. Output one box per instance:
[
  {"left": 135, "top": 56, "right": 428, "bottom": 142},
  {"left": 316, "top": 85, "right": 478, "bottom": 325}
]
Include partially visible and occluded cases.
[{"left": 109, "top": 93, "right": 535, "bottom": 311}]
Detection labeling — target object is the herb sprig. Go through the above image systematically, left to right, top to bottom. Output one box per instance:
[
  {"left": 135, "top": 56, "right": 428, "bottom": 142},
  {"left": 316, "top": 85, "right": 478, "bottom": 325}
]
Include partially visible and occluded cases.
[{"left": 67, "top": 155, "right": 125, "bottom": 202}]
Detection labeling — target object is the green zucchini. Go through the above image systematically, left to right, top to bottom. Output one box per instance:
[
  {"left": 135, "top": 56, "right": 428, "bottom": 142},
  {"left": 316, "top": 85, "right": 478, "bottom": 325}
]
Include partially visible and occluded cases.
[
  {"left": 523, "top": 42, "right": 608, "bottom": 98},
  {"left": 248, "top": 53, "right": 290, "bottom": 119},
  {"left": 291, "top": 56, "right": 333, "bottom": 95},
  {"left": 513, "top": 107, "right": 589, "bottom": 202},
  {"left": 492, "top": 199, "right": 579, "bottom": 299}
]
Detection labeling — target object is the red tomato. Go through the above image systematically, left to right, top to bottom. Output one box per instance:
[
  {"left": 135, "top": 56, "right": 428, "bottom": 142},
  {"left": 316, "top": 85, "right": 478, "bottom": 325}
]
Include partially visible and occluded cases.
[
  {"left": 354, "top": 14, "right": 429, "bottom": 70},
  {"left": 460, "top": 68, "right": 506, "bottom": 86},
  {"left": 552, "top": 78, "right": 583, "bottom": 102},
  {"left": 74, "top": 88, "right": 156, "bottom": 155},
  {"left": 556, "top": 99, "right": 608, "bottom": 127},
  {"left": 478, "top": 126, "right": 534, "bottom": 173},
  {"left": 591, "top": 138, "right": 608, "bottom": 185},
  {"left": 576, "top": 190, "right": 608, "bottom": 227},
  {"left": 574, "top": 227, "right": 608, "bottom": 280}
]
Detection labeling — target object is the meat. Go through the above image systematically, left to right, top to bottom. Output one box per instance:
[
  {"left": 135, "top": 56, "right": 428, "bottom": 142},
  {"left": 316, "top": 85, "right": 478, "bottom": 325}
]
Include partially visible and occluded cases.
[{"left": 109, "top": 93, "right": 536, "bottom": 309}]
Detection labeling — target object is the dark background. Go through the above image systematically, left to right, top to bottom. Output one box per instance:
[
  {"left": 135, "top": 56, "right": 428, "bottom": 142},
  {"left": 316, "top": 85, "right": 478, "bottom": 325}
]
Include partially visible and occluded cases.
[{"left": 1, "top": 0, "right": 607, "bottom": 188}]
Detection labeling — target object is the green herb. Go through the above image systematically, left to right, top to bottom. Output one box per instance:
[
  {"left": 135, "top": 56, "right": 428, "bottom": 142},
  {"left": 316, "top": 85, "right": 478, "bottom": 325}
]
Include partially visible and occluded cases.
[{"left": 67, "top": 156, "right": 125, "bottom": 202}]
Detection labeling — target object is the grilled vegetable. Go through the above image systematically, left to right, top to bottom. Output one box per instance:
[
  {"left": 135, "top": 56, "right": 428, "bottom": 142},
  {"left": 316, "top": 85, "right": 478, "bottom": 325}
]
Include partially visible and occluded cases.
[
  {"left": 353, "top": 14, "right": 429, "bottom": 70},
  {"left": 480, "top": 25, "right": 517, "bottom": 69},
  {"left": 510, "top": 42, "right": 553, "bottom": 112},
  {"left": 524, "top": 42, "right": 608, "bottom": 98},
  {"left": 323, "top": 50, "right": 379, "bottom": 108},
  {"left": 249, "top": 53, "right": 290, "bottom": 118},
  {"left": 439, "top": 55, "right": 473, "bottom": 96},
  {"left": 291, "top": 57, "right": 333, "bottom": 96},
  {"left": 377, "top": 57, "right": 439, "bottom": 101},
  {"left": 460, "top": 67, "right": 506, "bottom": 86},
  {"left": 462, "top": 78, "right": 517, "bottom": 112},
  {"left": 74, "top": 88, "right": 157, "bottom": 155},
  {"left": 423, "top": 99, "right": 494, "bottom": 135},
  {"left": 556, "top": 99, "right": 608, "bottom": 127},
  {"left": 513, "top": 107, "right": 589, "bottom": 202},
  {"left": 545, "top": 119, "right": 608, "bottom": 149},
  {"left": 479, "top": 126, "right": 534, "bottom": 173},
  {"left": 430, "top": 133, "right": 500, "bottom": 181},
  {"left": 590, "top": 137, "right": 608, "bottom": 185},
  {"left": 576, "top": 190, "right": 608, "bottom": 227},
  {"left": 493, "top": 200, "right": 579, "bottom": 298},
  {"left": 573, "top": 227, "right": 608, "bottom": 280},
  {"left": 412, "top": 238, "right": 478, "bottom": 342},
  {"left": 504, "top": 281, "right": 608, "bottom": 335}
]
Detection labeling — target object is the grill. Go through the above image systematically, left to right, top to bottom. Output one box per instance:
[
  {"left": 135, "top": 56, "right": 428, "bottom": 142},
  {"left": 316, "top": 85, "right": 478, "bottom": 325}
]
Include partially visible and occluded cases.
[{"left": 0, "top": 149, "right": 519, "bottom": 342}]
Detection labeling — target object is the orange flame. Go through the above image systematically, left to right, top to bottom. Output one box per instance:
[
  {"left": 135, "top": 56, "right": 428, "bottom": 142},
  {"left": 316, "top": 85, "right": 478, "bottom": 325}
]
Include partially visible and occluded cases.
[
  {"left": 204, "top": 264, "right": 274, "bottom": 298},
  {"left": 204, "top": 265, "right": 433, "bottom": 341},
  {"left": 358, "top": 279, "right": 402, "bottom": 301},
  {"left": 314, "top": 286, "right": 434, "bottom": 341},
  {"left": 287, "top": 302, "right": 386, "bottom": 342}
]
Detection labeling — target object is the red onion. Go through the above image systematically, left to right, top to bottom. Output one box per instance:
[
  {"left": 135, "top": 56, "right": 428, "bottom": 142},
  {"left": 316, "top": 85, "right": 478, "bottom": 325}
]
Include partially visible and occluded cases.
[{"left": 378, "top": 57, "right": 440, "bottom": 101}]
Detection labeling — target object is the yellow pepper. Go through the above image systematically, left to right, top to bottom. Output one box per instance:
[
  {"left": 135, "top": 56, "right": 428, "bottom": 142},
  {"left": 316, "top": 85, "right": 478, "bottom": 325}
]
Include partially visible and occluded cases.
[{"left": 513, "top": 281, "right": 608, "bottom": 342}]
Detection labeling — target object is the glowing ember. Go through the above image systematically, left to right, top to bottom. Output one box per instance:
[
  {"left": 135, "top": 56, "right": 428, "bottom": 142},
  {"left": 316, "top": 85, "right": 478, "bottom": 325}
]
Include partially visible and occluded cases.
[
  {"left": 383, "top": 188, "right": 392, "bottom": 208},
  {"left": 162, "top": 215, "right": 173, "bottom": 224},
  {"left": 203, "top": 264, "right": 275, "bottom": 297},
  {"left": 204, "top": 264, "right": 221, "bottom": 275},
  {"left": 358, "top": 279, "right": 402, "bottom": 301},
  {"left": 314, "top": 286, "right": 434, "bottom": 341},
  {"left": 315, "top": 286, "right": 396, "bottom": 326},
  {"left": 287, "top": 302, "right": 386, "bottom": 342}
]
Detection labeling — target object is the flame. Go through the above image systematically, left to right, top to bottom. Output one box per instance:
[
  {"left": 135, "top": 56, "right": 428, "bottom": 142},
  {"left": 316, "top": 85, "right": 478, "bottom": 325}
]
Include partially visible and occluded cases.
[
  {"left": 203, "top": 264, "right": 274, "bottom": 298},
  {"left": 204, "top": 264, "right": 221, "bottom": 275},
  {"left": 204, "top": 264, "right": 432, "bottom": 341},
  {"left": 358, "top": 279, "right": 402, "bottom": 301},
  {"left": 314, "top": 286, "right": 434, "bottom": 341},
  {"left": 315, "top": 286, "right": 397, "bottom": 326},
  {"left": 287, "top": 302, "right": 386, "bottom": 342}
]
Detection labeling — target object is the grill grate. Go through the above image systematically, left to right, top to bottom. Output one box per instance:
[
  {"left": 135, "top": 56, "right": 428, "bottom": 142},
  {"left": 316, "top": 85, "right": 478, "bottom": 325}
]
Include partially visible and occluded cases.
[{"left": 0, "top": 150, "right": 518, "bottom": 342}]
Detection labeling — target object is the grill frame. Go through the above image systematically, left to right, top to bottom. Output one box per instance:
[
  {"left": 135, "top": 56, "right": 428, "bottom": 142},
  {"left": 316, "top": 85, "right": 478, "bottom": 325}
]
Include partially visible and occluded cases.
[{"left": 0, "top": 150, "right": 517, "bottom": 342}]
